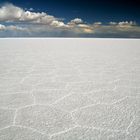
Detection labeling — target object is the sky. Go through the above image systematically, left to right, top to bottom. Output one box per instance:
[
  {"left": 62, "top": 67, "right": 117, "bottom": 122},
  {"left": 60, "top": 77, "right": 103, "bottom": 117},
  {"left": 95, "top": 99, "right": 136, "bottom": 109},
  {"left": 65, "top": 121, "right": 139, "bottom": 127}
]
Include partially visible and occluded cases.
[{"left": 0, "top": 0, "right": 140, "bottom": 37}]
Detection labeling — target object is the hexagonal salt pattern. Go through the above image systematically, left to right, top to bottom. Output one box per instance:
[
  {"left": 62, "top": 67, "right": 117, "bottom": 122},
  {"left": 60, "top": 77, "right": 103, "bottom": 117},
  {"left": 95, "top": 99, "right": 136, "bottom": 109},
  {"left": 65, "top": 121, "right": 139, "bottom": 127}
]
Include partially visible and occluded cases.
[
  {"left": 0, "top": 39, "right": 140, "bottom": 140},
  {"left": 33, "top": 89, "right": 70, "bottom": 105},
  {"left": 52, "top": 90, "right": 127, "bottom": 112},
  {"left": 0, "top": 93, "right": 34, "bottom": 109},
  {"left": 52, "top": 93, "right": 94, "bottom": 112},
  {"left": 72, "top": 97, "right": 140, "bottom": 131},
  {"left": 15, "top": 105, "right": 75, "bottom": 135},
  {"left": 0, "top": 109, "right": 15, "bottom": 129},
  {"left": 127, "top": 114, "right": 140, "bottom": 139},
  {"left": 0, "top": 126, "right": 48, "bottom": 140},
  {"left": 51, "top": 127, "right": 134, "bottom": 140}
]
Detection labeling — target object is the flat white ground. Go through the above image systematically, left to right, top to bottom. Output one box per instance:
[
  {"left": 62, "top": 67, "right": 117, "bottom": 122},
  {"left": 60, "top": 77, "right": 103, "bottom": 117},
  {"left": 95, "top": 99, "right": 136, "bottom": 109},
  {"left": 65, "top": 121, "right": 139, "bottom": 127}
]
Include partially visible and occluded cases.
[{"left": 0, "top": 38, "right": 140, "bottom": 140}]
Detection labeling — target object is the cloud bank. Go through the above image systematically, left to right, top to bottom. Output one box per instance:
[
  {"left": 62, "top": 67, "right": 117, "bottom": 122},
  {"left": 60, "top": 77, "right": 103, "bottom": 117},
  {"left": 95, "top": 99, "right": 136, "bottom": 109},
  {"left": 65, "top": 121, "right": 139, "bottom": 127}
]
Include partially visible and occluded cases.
[{"left": 0, "top": 3, "right": 140, "bottom": 37}]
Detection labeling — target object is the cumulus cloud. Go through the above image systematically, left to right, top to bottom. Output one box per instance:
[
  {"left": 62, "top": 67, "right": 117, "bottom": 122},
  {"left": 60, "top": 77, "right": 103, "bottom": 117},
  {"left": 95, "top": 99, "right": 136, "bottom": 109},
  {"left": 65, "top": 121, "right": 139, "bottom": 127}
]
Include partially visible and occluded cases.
[
  {"left": 0, "top": 3, "right": 140, "bottom": 37},
  {"left": 0, "top": 3, "right": 66, "bottom": 28},
  {"left": 0, "top": 3, "right": 23, "bottom": 21},
  {"left": 20, "top": 11, "right": 45, "bottom": 22},
  {"left": 67, "top": 18, "right": 95, "bottom": 33},
  {"left": 68, "top": 18, "right": 83, "bottom": 25},
  {"left": 109, "top": 21, "right": 137, "bottom": 27},
  {"left": 118, "top": 21, "right": 136, "bottom": 26},
  {"left": 93, "top": 22, "right": 102, "bottom": 25},
  {"left": 109, "top": 22, "right": 117, "bottom": 25},
  {"left": 0, "top": 24, "right": 28, "bottom": 31},
  {"left": 0, "top": 24, "right": 6, "bottom": 30},
  {"left": 6, "top": 25, "right": 27, "bottom": 31}
]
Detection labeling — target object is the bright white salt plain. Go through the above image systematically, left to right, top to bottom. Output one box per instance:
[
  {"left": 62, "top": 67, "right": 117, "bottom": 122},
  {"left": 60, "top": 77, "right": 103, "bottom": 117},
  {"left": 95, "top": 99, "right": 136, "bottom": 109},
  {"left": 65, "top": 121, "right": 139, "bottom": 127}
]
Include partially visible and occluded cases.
[{"left": 0, "top": 38, "right": 140, "bottom": 140}]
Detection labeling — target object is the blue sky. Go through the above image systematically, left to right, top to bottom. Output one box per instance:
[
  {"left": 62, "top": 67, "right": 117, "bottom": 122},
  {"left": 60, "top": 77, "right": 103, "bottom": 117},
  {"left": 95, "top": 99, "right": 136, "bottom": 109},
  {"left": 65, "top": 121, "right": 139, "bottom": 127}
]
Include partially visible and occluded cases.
[{"left": 0, "top": 0, "right": 140, "bottom": 37}]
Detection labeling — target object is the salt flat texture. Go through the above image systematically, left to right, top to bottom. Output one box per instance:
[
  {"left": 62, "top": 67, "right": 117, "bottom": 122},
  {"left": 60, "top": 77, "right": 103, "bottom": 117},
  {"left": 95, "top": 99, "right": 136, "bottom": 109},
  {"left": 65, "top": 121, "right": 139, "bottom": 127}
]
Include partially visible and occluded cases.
[{"left": 0, "top": 38, "right": 140, "bottom": 140}]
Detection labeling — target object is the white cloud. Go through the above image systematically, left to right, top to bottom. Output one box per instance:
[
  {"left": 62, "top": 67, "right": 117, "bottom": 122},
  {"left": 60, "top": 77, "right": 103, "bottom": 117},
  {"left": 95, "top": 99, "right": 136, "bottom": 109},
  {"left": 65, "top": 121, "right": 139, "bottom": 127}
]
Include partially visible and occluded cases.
[
  {"left": 0, "top": 3, "right": 66, "bottom": 28},
  {"left": 0, "top": 3, "right": 139, "bottom": 37},
  {"left": 0, "top": 3, "right": 23, "bottom": 21},
  {"left": 20, "top": 11, "right": 46, "bottom": 22},
  {"left": 67, "top": 18, "right": 95, "bottom": 33},
  {"left": 68, "top": 18, "right": 83, "bottom": 25},
  {"left": 51, "top": 20, "right": 67, "bottom": 27},
  {"left": 109, "top": 21, "right": 137, "bottom": 27},
  {"left": 118, "top": 21, "right": 136, "bottom": 26},
  {"left": 93, "top": 22, "right": 102, "bottom": 25},
  {"left": 109, "top": 22, "right": 117, "bottom": 25},
  {"left": 0, "top": 23, "right": 28, "bottom": 31},
  {"left": 0, "top": 24, "right": 6, "bottom": 30},
  {"left": 6, "top": 25, "right": 27, "bottom": 31}
]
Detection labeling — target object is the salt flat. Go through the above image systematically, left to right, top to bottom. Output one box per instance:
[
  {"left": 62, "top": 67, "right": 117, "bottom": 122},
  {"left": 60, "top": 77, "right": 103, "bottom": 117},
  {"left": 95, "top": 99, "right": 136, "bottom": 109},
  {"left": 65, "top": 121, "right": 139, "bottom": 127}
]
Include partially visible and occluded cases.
[{"left": 0, "top": 38, "right": 140, "bottom": 140}]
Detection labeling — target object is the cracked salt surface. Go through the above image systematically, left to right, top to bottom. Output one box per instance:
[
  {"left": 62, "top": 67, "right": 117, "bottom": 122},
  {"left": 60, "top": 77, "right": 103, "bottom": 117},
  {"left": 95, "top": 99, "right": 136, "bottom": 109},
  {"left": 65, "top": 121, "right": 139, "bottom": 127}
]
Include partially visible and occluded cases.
[{"left": 0, "top": 38, "right": 140, "bottom": 140}]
